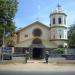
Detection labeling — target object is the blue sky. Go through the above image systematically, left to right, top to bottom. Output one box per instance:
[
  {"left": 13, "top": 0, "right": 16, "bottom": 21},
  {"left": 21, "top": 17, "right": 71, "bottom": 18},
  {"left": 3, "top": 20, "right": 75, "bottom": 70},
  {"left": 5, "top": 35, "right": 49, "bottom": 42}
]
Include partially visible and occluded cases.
[{"left": 14, "top": 0, "right": 75, "bottom": 28}]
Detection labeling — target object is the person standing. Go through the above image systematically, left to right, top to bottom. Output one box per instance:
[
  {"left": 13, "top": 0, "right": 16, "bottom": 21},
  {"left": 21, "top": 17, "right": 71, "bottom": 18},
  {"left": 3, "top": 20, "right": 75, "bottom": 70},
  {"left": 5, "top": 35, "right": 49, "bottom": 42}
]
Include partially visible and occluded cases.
[
  {"left": 25, "top": 50, "right": 29, "bottom": 63},
  {"left": 45, "top": 51, "right": 49, "bottom": 63}
]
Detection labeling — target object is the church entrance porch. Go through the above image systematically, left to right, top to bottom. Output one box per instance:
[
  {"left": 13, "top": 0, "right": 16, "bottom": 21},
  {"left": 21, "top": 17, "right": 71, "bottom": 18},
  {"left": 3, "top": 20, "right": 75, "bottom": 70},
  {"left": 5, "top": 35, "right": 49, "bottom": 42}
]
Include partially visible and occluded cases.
[
  {"left": 30, "top": 38, "right": 45, "bottom": 59},
  {"left": 33, "top": 48, "right": 43, "bottom": 59}
]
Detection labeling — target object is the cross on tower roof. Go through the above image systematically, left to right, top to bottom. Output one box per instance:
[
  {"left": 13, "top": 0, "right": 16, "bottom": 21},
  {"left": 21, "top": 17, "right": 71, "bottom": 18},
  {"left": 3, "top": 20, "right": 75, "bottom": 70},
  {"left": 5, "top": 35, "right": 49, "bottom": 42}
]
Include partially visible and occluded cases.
[
  {"left": 57, "top": 4, "right": 61, "bottom": 10},
  {"left": 57, "top": 4, "right": 61, "bottom": 8}
]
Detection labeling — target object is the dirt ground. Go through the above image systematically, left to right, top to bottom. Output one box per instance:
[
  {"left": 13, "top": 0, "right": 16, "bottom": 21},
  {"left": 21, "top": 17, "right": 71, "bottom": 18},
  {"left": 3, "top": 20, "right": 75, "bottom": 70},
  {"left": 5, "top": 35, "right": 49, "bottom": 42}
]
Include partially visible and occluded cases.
[{"left": 0, "top": 60, "right": 75, "bottom": 71}]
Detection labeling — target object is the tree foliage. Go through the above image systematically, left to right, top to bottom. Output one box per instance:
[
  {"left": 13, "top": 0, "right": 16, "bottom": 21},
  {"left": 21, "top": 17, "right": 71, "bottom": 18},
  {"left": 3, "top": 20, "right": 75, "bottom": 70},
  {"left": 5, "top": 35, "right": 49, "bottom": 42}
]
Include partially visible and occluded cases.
[
  {"left": 0, "top": 0, "right": 18, "bottom": 46},
  {"left": 68, "top": 24, "right": 75, "bottom": 48},
  {"left": 53, "top": 45, "right": 64, "bottom": 54},
  {"left": 54, "top": 48, "right": 64, "bottom": 54}
]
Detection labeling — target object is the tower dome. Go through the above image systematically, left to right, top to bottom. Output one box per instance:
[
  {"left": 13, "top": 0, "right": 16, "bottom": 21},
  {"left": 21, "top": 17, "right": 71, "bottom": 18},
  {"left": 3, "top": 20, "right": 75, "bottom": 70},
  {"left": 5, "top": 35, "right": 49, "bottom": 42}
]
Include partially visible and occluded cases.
[
  {"left": 50, "top": 4, "right": 67, "bottom": 16},
  {"left": 50, "top": 4, "right": 67, "bottom": 27}
]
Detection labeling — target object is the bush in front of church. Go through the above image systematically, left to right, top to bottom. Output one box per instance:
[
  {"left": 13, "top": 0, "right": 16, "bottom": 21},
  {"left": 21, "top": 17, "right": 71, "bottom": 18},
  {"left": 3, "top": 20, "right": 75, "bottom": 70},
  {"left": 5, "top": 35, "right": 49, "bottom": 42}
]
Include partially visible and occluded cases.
[{"left": 54, "top": 45, "right": 64, "bottom": 54}]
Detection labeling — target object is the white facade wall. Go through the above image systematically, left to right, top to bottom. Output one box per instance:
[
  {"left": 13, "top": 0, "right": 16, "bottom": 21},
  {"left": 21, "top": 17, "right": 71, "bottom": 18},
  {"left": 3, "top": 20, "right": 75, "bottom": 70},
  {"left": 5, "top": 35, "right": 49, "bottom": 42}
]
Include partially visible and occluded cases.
[
  {"left": 50, "top": 14, "right": 66, "bottom": 26},
  {"left": 19, "top": 24, "right": 50, "bottom": 43},
  {"left": 50, "top": 28, "right": 67, "bottom": 40},
  {"left": 50, "top": 28, "right": 56, "bottom": 39},
  {"left": 56, "top": 28, "right": 67, "bottom": 39},
  {"left": 64, "top": 29, "right": 67, "bottom": 39},
  {"left": 54, "top": 41, "right": 67, "bottom": 47}
]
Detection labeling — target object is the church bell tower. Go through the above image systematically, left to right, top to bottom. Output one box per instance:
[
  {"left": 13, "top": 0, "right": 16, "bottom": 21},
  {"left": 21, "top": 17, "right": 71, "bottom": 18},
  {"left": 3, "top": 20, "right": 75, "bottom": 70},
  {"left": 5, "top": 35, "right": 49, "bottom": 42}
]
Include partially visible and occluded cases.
[{"left": 50, "top": 4, "right": 67, "bottom": 47}]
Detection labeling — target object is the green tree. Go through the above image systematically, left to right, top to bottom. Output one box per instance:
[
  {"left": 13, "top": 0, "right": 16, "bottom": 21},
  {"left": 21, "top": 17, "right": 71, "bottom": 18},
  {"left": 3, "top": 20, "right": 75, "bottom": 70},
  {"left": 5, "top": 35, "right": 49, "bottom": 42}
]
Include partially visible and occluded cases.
[
  {"left": 0, "top": 0, "right": 18, "bottom": 46},
  {"left": 68, "top": 24, "right": 75, "bottom": 48},
  {"left": 53, "top": 45, "right": 64, "bottom": 54}
]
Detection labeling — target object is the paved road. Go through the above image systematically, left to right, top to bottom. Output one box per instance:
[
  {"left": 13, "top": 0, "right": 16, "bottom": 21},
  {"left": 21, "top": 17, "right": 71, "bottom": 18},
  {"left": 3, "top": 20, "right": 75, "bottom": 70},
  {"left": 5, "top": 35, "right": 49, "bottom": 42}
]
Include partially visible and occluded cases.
[{"left": 0, "top": 71, "right": 75, "bottom": 75}]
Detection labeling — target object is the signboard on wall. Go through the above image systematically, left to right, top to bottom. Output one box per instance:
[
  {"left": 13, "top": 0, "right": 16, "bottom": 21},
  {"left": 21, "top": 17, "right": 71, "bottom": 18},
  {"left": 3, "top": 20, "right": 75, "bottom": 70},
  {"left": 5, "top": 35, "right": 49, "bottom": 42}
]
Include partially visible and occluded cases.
[
  {"left": 2, "top": 47, "right": 12, "bottom": 60},
  {"left": 2, "top": 47, "right": 12, "bottom": 54}
]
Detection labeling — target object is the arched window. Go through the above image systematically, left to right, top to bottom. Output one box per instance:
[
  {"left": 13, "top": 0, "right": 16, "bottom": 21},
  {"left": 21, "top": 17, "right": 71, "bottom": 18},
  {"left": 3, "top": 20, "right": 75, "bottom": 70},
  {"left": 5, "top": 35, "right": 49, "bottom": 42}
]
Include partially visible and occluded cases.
[
  {"left": 58, "top": 17, "right": 61, "bottom": 24},
  {"left": 53, "top": 18, "right": 55, "bottom": 24},
  {"left": 33, "top": 28, "right": 42, "bottom": 37},
  {"left": 60, "top": 35, "right": 61, "bottom": 39},
  {"left": 32, "top": 38, "right": 42, "bottom": 44}
]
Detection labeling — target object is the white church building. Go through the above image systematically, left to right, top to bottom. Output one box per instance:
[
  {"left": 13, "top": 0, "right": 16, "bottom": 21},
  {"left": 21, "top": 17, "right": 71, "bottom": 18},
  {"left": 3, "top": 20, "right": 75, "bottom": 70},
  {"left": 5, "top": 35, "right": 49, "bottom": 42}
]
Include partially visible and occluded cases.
[{"left": 7, "top": 5, "right": 67, "bottom": 59}]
